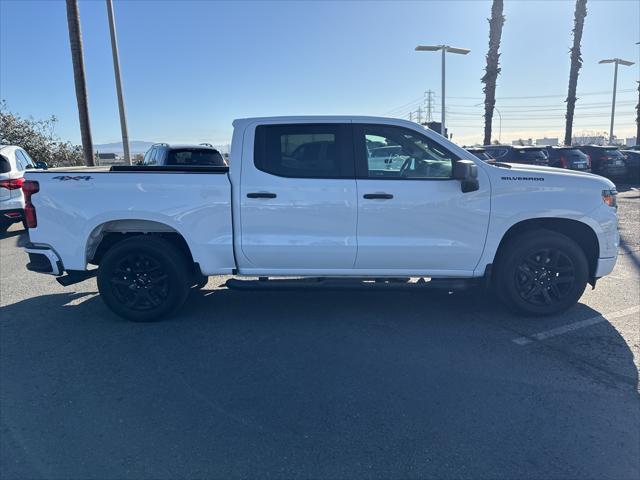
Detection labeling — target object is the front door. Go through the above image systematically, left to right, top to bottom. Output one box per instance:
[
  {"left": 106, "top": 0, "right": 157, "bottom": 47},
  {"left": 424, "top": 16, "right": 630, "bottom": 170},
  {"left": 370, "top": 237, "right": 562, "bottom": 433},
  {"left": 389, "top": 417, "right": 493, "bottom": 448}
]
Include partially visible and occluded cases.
[
  {"left": 239, "top": 123, "right": 357, "bottom": 273},
  {"left": 353, "top": 124, "right": 490, "bottom": 275}
]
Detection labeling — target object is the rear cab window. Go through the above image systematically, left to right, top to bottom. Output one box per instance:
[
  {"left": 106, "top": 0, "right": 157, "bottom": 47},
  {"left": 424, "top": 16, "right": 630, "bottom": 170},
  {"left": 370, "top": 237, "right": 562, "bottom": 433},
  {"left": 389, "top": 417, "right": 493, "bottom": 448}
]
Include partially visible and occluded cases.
[{"left": 253, "top": 124, "right": 353, "bottom": 178}]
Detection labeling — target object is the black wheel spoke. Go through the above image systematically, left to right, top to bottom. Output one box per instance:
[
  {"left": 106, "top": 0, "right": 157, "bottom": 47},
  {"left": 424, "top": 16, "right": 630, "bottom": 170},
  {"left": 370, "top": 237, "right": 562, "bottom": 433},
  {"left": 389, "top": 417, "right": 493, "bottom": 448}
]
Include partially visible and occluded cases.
[
  {"left": 515, "top": 247, "right": 576, "bottom": 306},
  {"left": 109, "top": 252, "right": 170, "bottom": 312}
]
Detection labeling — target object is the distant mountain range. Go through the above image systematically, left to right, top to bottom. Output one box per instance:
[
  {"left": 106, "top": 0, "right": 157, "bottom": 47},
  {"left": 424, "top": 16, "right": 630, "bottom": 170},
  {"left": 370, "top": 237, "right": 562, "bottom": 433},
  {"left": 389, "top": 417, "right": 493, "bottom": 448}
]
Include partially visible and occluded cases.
[{"left": 94, "top": 141, "right": 156, "bottom": 155}]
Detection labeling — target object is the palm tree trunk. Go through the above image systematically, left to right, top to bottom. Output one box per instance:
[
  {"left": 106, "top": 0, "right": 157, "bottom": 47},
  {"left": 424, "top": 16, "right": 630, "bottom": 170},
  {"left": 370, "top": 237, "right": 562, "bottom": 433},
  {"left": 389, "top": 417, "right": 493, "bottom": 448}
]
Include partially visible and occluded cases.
[
  {"left": 65, "top": 0, "right": 94, "bottom": 166},
  {"left": 481, "top": 0, "right": 505, "bottom": 146},
  {"left": 564, "top": 0, "right": 587, "bottom": 147}
]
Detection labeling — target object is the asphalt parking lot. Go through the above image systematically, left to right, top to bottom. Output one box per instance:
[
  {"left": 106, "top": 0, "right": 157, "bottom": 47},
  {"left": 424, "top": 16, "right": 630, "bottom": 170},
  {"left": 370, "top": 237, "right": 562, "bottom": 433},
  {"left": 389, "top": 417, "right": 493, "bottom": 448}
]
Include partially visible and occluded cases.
[{"left": 1, "top": 187, "right": 639, "bottom": 480}]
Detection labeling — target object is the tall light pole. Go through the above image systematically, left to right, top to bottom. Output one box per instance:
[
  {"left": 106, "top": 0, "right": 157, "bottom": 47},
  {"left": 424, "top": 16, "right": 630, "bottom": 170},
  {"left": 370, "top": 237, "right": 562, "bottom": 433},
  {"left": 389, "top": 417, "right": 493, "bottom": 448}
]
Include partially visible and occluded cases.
[
  {"left": 106, "top": 0, "right": 131, "bottom": 164},
  {"left": 415, "top": 45, "right": 470, "bottom": 137},
  {"left": 599, "top": 57, "right": 634, "bottom": 145}
]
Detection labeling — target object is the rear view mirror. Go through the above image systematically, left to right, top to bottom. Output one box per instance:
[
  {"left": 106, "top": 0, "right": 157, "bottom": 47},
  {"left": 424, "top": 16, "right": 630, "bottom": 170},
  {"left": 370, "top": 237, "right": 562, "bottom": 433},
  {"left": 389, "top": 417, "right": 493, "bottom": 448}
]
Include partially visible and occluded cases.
[{"left": 453, "top": 160, "right": 479, "bottom": 193}]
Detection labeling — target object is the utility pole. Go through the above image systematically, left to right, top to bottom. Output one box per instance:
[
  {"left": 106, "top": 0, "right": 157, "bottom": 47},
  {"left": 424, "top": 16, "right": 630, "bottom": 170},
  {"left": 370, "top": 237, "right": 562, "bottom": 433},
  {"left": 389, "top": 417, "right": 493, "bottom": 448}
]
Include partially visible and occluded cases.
[
  {"left": 65, "top": 0, "right": 94, "bottom": 166},
  {"left": 106, "top": 0, "right": 131, "bottom": 164},
  {"left": 599, "top": 57, "right": 634, "bottom": 145},
  {"left": 425, "top": 90, "right": 434, "bottom": 123},
  {"left": 409, "top": 111, "right": 413, "bottom": 122}
]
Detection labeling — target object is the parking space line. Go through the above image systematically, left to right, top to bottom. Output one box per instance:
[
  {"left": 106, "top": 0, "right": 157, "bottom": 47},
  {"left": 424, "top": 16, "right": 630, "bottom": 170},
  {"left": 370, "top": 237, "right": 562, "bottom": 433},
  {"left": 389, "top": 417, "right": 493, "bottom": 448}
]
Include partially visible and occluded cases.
[{"left": 512, "top": 305, "right": 640, "bottom": 346}]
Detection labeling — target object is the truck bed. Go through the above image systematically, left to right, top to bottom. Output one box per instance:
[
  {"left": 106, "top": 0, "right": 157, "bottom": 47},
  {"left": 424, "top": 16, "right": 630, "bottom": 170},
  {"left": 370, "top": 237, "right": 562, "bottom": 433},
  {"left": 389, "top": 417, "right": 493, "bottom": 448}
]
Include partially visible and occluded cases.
[{"left": 25, "top": 168, "right": 235, "bottom": 274}]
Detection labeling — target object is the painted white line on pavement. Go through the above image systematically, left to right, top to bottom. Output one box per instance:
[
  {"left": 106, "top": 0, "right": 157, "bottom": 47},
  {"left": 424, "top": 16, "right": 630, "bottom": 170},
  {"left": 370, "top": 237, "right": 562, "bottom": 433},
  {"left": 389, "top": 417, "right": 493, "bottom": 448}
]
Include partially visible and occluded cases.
[{"left": 512, "top": 305, "right": 640, "bottom": 346}]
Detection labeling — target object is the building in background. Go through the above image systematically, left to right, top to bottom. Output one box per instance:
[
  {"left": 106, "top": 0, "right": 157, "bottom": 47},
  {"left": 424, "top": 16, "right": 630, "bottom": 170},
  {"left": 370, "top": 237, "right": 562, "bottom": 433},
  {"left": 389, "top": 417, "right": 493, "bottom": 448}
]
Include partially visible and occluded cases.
[
  {"left": 535, "top": 137, "right": 558, "bottom": 146},
  {"left": 512, "top": 138, "right": 533, "bottom": 146}
]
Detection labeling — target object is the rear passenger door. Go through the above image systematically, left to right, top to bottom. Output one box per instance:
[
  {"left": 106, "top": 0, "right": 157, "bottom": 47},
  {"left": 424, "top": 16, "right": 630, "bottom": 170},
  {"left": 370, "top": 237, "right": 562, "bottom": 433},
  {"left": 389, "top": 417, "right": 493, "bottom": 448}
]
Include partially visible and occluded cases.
[{"left": 239, "top": 123, "right": 357, "bottom": 272}]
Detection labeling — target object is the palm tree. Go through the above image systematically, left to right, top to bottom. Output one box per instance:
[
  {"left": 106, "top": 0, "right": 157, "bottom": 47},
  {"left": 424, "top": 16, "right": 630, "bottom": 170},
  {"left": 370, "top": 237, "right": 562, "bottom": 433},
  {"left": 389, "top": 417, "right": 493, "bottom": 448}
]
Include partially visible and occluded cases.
[
  {"left": 65, "top": 0, "right": 94, "bottom": 166},
  {"left": 481, "top": 0, "right": 505, "bottom": 146},
  {"left": 564, "top": 0, "right": 588, "bottom": 147}
]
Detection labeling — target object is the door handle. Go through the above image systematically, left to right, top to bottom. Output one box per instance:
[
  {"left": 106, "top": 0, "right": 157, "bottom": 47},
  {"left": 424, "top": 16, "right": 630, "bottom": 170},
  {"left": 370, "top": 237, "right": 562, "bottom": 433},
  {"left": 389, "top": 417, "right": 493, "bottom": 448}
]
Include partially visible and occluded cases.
[
  {"left": 247, "top": 192, "right": 277, "bottom": 199},
  {"left": 363, "top": 193, "right": 393, "bottom": 200}
]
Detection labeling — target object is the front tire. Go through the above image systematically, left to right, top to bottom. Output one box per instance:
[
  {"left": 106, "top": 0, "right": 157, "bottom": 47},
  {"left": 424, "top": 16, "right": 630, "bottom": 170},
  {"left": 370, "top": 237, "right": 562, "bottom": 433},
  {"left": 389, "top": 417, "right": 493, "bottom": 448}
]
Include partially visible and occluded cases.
[
  {"left": 494, "top": 230, "right": 589, "bottom": 316},
  {"left": 97, "top": 236, "right": 191, "bottom": 322}
]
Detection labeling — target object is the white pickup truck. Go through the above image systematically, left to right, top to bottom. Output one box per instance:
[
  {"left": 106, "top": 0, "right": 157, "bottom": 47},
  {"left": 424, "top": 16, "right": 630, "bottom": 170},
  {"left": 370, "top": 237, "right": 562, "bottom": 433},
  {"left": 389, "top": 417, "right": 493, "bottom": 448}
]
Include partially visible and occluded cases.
[{"left": 22, "top": 116, "right": 619, "bottom": 321}]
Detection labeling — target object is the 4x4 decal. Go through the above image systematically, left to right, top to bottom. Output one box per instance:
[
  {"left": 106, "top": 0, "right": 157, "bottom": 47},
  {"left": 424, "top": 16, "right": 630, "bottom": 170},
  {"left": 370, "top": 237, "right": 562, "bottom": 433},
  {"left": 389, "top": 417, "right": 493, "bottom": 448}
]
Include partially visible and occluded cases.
[{"left": 52, "top": 175, "right": 93, "bottom": 181}]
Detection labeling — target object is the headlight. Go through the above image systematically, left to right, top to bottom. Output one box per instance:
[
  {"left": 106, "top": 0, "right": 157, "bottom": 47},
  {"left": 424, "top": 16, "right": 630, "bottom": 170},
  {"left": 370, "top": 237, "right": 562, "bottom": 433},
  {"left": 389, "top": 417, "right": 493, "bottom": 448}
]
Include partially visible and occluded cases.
[{"left": 602, "top": 189, "right": 617, "bottom": 208}]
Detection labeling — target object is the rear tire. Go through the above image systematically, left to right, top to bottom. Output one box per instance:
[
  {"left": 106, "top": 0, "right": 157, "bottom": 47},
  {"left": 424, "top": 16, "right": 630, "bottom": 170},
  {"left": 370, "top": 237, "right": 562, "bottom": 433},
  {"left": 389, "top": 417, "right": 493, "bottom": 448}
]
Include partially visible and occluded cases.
[
  {"left": 494, "top": 230, "right": 589, "bottom": 316},
  {"left": 97, "top": 236, "right": 191, "bottom": 322}
]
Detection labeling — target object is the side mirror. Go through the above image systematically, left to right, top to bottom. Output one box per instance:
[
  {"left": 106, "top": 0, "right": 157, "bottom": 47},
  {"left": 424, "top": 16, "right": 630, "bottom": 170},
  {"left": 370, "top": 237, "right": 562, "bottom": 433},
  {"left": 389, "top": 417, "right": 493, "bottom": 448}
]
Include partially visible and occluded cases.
[
  {"left": 453, "top": 159, "right": 479, "bottom": 193},
  {"left": 35, "top": 161, "right": 48, "bottom": 170}
]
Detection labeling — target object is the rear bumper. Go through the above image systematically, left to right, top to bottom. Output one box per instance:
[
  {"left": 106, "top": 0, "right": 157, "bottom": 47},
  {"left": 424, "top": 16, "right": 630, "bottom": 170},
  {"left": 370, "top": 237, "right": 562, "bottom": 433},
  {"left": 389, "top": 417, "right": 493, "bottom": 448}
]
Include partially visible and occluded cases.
[
  {"left": 600, "top": 165, "right": 627, "bottom": 177},
  {"left": 0, "top": 208, "right": 24, "bottom": 223},
  {"left": 24, "top": 243, "right": 63, "bottom": 275},
  {"left": 595, "top": 256, "right": 617, "bottom": 277}
]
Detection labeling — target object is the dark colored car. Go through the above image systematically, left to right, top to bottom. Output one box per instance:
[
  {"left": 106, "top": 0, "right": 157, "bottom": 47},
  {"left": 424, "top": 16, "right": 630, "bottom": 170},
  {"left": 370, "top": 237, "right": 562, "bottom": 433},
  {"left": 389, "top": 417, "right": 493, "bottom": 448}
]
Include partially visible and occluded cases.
[
  {"left": 141, "top": 143, "right": 227, "bottom": 167},
  {"left": 482, "top": 145, "right": 549, "bottom": 166},
  {"left": 575, "top": 145, "right": 627, "bottom": 179},
  {"left": 544, "top": 146, "right": 590, "bottom": 172},
  {"left": 465, "top": 147, "right": 493, "bottom": 161},
  {"left": 621, "top": 150, "right": 640, "bottom": 182}
]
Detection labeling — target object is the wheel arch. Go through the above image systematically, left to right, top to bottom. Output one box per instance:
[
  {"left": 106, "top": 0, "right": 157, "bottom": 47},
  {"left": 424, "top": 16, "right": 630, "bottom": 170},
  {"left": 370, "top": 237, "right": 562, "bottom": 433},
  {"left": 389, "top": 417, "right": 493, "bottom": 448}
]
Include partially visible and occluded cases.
[
  {"left": 493, "top": 218, "right": 600, "bottom": 280},
  {"left": 86, "top": 219, "right": 197, "bottom": 272}
]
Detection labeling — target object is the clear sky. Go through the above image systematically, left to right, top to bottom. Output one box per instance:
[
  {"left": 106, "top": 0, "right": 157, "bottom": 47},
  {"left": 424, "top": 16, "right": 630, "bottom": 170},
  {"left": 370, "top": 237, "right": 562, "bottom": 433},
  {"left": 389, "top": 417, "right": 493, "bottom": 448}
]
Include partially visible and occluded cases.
[{"left": 1, "top": 0, "right": 638, "bottom": 147}]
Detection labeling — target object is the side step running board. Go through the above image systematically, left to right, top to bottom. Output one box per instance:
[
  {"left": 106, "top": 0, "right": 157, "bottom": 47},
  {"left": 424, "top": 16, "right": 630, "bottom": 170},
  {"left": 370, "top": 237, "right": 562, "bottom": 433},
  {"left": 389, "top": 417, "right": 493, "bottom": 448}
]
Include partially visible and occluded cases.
[{"left": 225, "top": 277, "right": 472, "bottom": 291}]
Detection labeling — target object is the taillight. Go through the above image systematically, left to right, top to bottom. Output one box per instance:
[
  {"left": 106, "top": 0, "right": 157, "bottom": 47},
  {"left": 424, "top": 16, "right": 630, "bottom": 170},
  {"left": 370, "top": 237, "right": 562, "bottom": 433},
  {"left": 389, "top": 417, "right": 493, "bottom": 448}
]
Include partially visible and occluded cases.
[
  {"left": 559, "top": 155, "right": 568, "bottom": 168},
  {"left": 0, "top": 177, "right": 25, "bottom": 190},
  {"left": 22, "top": 180, "right": 39, "bottom": 228}
]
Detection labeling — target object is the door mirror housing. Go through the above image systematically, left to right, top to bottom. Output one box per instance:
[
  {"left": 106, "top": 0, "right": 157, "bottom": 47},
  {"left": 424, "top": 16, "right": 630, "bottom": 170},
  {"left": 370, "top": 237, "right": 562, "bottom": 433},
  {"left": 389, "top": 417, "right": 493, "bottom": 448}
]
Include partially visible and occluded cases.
[
  {"left": 453, "top": 159, "right": 479, "bottom": 193},
  {"left": 35, "top": 161, "right": 49, "bottom": 170}
]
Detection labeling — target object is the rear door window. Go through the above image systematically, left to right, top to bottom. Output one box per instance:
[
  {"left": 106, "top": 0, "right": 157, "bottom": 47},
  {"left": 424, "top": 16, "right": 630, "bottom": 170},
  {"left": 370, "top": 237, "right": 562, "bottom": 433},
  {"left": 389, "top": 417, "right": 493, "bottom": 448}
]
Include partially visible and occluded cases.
[{"left": 254, "top": 124, "right": 353, "bottom": 178}]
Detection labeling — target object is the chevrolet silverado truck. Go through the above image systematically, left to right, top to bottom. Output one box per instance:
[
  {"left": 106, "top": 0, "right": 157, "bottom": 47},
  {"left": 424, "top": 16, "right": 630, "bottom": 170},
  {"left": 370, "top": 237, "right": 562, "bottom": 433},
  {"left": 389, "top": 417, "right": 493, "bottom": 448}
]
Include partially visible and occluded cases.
[{"left": 22, "top": 116, "right": 619, "bottom": 321}]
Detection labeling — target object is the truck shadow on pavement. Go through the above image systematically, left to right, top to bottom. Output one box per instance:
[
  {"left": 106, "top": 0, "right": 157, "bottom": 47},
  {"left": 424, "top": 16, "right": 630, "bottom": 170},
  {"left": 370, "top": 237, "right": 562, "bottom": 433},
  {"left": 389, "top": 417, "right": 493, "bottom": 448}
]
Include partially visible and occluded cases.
[{"left": 1, "top": 287, "right": 639, "bottom": 479}]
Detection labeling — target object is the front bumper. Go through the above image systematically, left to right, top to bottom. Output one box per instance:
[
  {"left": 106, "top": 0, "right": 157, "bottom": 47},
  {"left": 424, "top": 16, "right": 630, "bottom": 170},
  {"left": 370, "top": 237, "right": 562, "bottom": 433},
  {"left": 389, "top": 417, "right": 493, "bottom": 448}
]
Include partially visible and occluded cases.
[{"left": 24, "top": 243, "right": 63, "bottom": 276}]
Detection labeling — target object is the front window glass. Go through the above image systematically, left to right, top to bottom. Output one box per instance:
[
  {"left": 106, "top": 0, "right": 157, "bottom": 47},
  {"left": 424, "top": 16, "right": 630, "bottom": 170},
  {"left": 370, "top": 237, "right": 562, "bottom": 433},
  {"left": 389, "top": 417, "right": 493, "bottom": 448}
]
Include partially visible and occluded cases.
[{"left": 362, "top": 126, "right": 455, "bottom": 179}]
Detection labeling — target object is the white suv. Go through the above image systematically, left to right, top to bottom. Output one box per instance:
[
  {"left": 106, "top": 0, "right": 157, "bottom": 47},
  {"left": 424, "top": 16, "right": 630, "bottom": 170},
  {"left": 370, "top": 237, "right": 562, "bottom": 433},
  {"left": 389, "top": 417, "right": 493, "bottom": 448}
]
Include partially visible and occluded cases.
[{"left": 0, "top": 145, "right": 43, "bottom": 233}]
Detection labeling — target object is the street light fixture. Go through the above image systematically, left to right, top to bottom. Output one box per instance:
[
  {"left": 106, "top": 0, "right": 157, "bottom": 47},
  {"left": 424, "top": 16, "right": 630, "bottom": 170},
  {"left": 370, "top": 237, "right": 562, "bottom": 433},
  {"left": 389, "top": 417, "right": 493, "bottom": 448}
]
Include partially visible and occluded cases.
[
  {"left": 415, "top": 44, "right": 470, "bottom": 137},
  {"left": 599, "top": 57, "right": 634, "bottom": 144}
]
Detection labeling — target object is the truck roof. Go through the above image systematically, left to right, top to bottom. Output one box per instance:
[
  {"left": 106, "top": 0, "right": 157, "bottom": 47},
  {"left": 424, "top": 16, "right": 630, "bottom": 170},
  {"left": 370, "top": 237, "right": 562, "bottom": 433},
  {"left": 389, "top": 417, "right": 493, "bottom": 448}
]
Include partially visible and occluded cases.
[{"left": 232, "top": 115, "right": 424, "bottom": 130}]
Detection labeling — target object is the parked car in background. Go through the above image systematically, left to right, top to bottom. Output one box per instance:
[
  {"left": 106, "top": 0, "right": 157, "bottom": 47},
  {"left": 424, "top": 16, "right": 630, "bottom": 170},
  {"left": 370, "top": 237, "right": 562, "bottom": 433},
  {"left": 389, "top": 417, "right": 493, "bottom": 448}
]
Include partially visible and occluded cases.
[
  {"left": 141, "top": 143, "right": 227, "bottom": 167},
  {"left": 0, "top": 145, "right": 47, "bottom": 233},
  {"left": 482, "top": 145, "right": 549, "bottom": 166},
  {"left": 576, "top": 145, "right": 627, "bottom": 179},
  {"left": 544, "top": 146, "right": 590, "bottom": 172},
  {"left": 465, "top": 147, "right": 493, "bottom": 162},
  {"left": 620, "top": 149, "right": 640, "bottom": 182}
]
